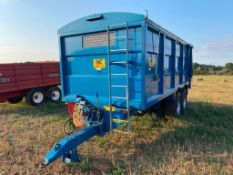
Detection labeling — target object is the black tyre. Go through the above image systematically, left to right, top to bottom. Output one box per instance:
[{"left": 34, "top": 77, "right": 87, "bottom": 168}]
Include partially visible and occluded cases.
[
  {"left": 47, "top": 86, "right": 61, "bottom": 103},
  {"left": 26, "top": 88, "right": 45, "bottom": 106},
  {"left": 181, "top": 88, "right": 188, "bottom": 114},
  {"left": 163, "top": 91, "right": 182, "bottom": 116},
  {"left": 164, "top": 91, "right": 182, "bottom": 116},
  {"left": 7, "top": 96, "right": 23, "bottom": 104}
]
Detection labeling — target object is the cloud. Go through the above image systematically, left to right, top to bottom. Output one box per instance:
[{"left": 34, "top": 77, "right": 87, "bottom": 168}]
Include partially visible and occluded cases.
[
  {"left": 193, "top": 35, "right": 233, "bottom": 65},
  {"left": 195, "top": 35, "right": 233, "bottom": 52}
]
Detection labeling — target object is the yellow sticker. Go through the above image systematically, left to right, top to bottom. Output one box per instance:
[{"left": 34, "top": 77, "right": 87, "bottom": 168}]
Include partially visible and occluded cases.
[
  {"left": 149, "top": 57, "right": 156, "bottom": 68},
  {"left": 93, "top": 59, "right": 106, "bottom": 70},
  {"left": 104, "top": 106, "right": 116, "bottom": 112}
]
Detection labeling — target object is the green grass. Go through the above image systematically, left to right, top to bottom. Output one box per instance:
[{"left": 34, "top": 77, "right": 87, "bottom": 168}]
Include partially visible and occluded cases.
[{"left": 0, "top": 76, "right": 233, "bottom": 175}]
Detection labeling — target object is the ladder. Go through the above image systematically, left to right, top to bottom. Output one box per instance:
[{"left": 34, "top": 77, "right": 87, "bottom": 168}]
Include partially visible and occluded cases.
[{"left": 107, "top": 22, "right": 131, "bottom": 134}]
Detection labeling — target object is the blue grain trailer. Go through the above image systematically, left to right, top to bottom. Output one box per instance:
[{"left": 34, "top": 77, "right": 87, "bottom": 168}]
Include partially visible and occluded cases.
[{"left": 41, "top": 12, "right": 193, "bottom": 167}]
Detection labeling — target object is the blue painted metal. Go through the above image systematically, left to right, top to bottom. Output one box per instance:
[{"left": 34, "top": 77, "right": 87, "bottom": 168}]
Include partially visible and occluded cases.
[
  {"left": 42, "top": 12, "right": 193, "bottom": 167},
  {"left": 59, "top": 12, "right": 192, "bottom": 110},
  {"left": 58, "top": 13, "right": 145, "bottom": 36},
  {"left": 158, "top": 33, "right": 164, "bottom": 95},
  {"left": 170, "top": 39, "right": 176, "bottom": 89},
  {"left": 178, "top": 44, "right": 183, "bottom": 85},
  {"left": 42, "top": 110, "right": 128, "bottom": 167},
  {"left": 42, "top": 124, "right": 101, "bottom": 166},
  {"left": 62, "top": 148, "right": 79, "bottom": 164}
]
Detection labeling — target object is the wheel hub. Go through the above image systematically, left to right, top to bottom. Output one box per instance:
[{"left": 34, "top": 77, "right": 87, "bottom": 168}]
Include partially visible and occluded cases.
[
  {"left": 52, "top": 90, "right": 60, "bottom": 101},
  {"left": 33, "top": 92, "right": 43, "bottom": 104},
  {"left": 183, "top": 97, "right": 187, "bottom": 109},
  {"left": 176, "top": 99, "right": 181, "bottom": 115}
]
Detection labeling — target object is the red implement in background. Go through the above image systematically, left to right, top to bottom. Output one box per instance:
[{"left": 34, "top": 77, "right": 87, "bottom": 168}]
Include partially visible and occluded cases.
[{"left": 0, "top": 62, "right": 61, "bottom": 106}]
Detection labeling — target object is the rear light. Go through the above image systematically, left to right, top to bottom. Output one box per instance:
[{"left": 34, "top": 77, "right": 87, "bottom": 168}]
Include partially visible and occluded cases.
[{"left": 67, "top": 102, "right": 75, "bottom": 118}]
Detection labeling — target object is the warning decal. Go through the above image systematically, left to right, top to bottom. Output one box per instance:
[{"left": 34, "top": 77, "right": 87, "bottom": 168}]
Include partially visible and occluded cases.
[{"left": 93, "top": 59, "right": 106, "bottom": 70}]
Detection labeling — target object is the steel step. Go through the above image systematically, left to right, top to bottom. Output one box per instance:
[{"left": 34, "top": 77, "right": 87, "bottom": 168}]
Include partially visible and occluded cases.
[
  {"left": 109, "top": 49, "right": 127, "bottom": 52},
  {"left": 110, "top": 61, "right": 127, "bottom": 64},
  {"left": 110, "top": 73, "right": 127, "bottom": 76},
  {"left": 111, "top": 85, "right": 127, "bottom": 88},
  {"left": 112, "top": 96, "right": 127, "bottom": 99},
  {"left": 113, "top": 119, "right": 128, "bottom": 123}
]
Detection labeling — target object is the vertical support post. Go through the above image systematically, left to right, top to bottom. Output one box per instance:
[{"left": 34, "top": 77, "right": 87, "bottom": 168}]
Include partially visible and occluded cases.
[
  {"left": 125, "top": 23, "right": 130, "bottom": 133},
  {"left": 141, "top": 23, "right": 146, "bottom": 107},
  {"left": 107, "top": 26, "right": 112, "bottom": 132},
  {"left": 156, "top": 31, "right": 161, "bottom": 94},
  {"left": 158, "top": 33, "right": 164, "bottom": 94},
  {"left": 59, "top": 37, "right": 66, "bottom": 98},
  {"left": 170, "top": 40, "right": 176, "bottom": 88},
  {"left": 179, "top": 44, "right": 184, "bottom": 84},
  {"left": 183, "top": 45, "right": 186, "bottom": 83},
  {"left": 184, "top": 45, "right": 188, "bottom": 82},
  {"left": 189, "top": 46, "right": 193, "bottom": 88},
  {"left": 190, "top": 47, "right": 193, "bottom": 78}
]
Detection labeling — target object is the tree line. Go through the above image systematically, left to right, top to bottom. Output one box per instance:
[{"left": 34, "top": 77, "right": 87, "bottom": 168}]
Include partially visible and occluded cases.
[{"left": 193, "top": 62, "right": 233, "bottom": 75}]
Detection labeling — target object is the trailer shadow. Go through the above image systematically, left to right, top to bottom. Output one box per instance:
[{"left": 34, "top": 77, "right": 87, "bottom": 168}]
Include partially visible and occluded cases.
[
  {"left": 122, "top": 101, "right": 233, "bottom": 173},
  {"left": 153, "top": 101, "right": 233, "bottom": 147}
]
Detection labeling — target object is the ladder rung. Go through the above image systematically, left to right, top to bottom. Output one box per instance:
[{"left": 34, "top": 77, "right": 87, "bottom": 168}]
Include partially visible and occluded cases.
[
  {"left": 109, "top": 49, "right": 127, "bottom": 52},
  {"left": 110, "top": 61, "right": 127, "bottom": 64},
  {"left": 111, "top": 73, "right": 127, "bottom": 76},
  {"left": 111, "top": 85, "right": 127, "bottom": 88},
  {"left": 112, "top": 96, "right": 127, "bottom": 99},
  {"left": 113, "top": 119, "right": 128, "bottom": 123},
  {"left": 113, "top": 130, "right": 130, "bottom": 134}
]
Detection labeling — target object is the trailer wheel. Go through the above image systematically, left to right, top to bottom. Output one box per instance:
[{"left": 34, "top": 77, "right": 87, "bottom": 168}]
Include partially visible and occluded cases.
[
  {"left": 47, "top": 86, "right": 61, "bottom": 102},
  {"left": 26, "top": 88, "right": 45, "bottom": 106},
  {"left": 181, "top": 88, "right": 188, "bottom": 114},
  {"left": 164, "top": 91, "right": 182, "bottom": 116},
  {"left": 162, "top": 92, "right": 181, "bottom": 117},
  {"left": 7, "top": 96, "right": 23, "bottom": 104}
]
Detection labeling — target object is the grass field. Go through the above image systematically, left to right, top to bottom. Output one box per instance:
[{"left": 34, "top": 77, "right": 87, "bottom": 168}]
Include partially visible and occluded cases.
[{"left": 0, "top": 75, "right": 233, "bottom": 175}]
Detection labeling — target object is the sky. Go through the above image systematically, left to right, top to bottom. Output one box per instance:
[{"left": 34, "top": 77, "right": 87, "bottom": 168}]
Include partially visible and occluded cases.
[{"left": 0, "top": 0, "right": 233, "bottom": 66}]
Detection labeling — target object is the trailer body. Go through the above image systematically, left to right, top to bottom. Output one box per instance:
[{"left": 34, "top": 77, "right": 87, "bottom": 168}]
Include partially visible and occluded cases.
[
  {"left": 42, "top": 12, "right": 193, "bottom": 166},
  {"left": 59, "top": 12, "right": 192, "bottom": 110},
  {"left": 0, "top": 62, "right": 60, "bottom": 105}
]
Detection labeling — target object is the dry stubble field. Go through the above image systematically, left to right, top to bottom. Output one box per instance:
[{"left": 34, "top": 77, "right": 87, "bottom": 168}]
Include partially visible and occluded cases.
[{"left": 0, "top": 75, "right": 233, "bottom": 175}]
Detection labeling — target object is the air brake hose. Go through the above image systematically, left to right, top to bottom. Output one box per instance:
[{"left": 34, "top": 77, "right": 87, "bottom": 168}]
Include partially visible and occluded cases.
[{"left": 64, "top": 118, "right": 75, "bottom": 135}]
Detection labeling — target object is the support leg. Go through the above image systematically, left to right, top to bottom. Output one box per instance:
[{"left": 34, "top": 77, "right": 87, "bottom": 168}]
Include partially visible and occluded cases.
[
  {"left": 41, "top": 125, "right": 101, "bottom": 167},
  {"left": 63, "top": 148, "right": 79, "bottom": 164}
]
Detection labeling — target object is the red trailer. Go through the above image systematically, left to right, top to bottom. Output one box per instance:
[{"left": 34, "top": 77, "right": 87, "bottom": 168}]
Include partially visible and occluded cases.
[{"left": 0, "top": 62, "right": 60, "bottom": 106}]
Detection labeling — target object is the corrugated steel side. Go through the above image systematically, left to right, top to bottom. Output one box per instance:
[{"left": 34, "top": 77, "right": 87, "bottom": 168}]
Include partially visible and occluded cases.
[
  {"left": 58, "top": 12, "right": 193, "bottom": 110},
  {"left": 0, "top": 62, "right": 60, "bottom": 102}
]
